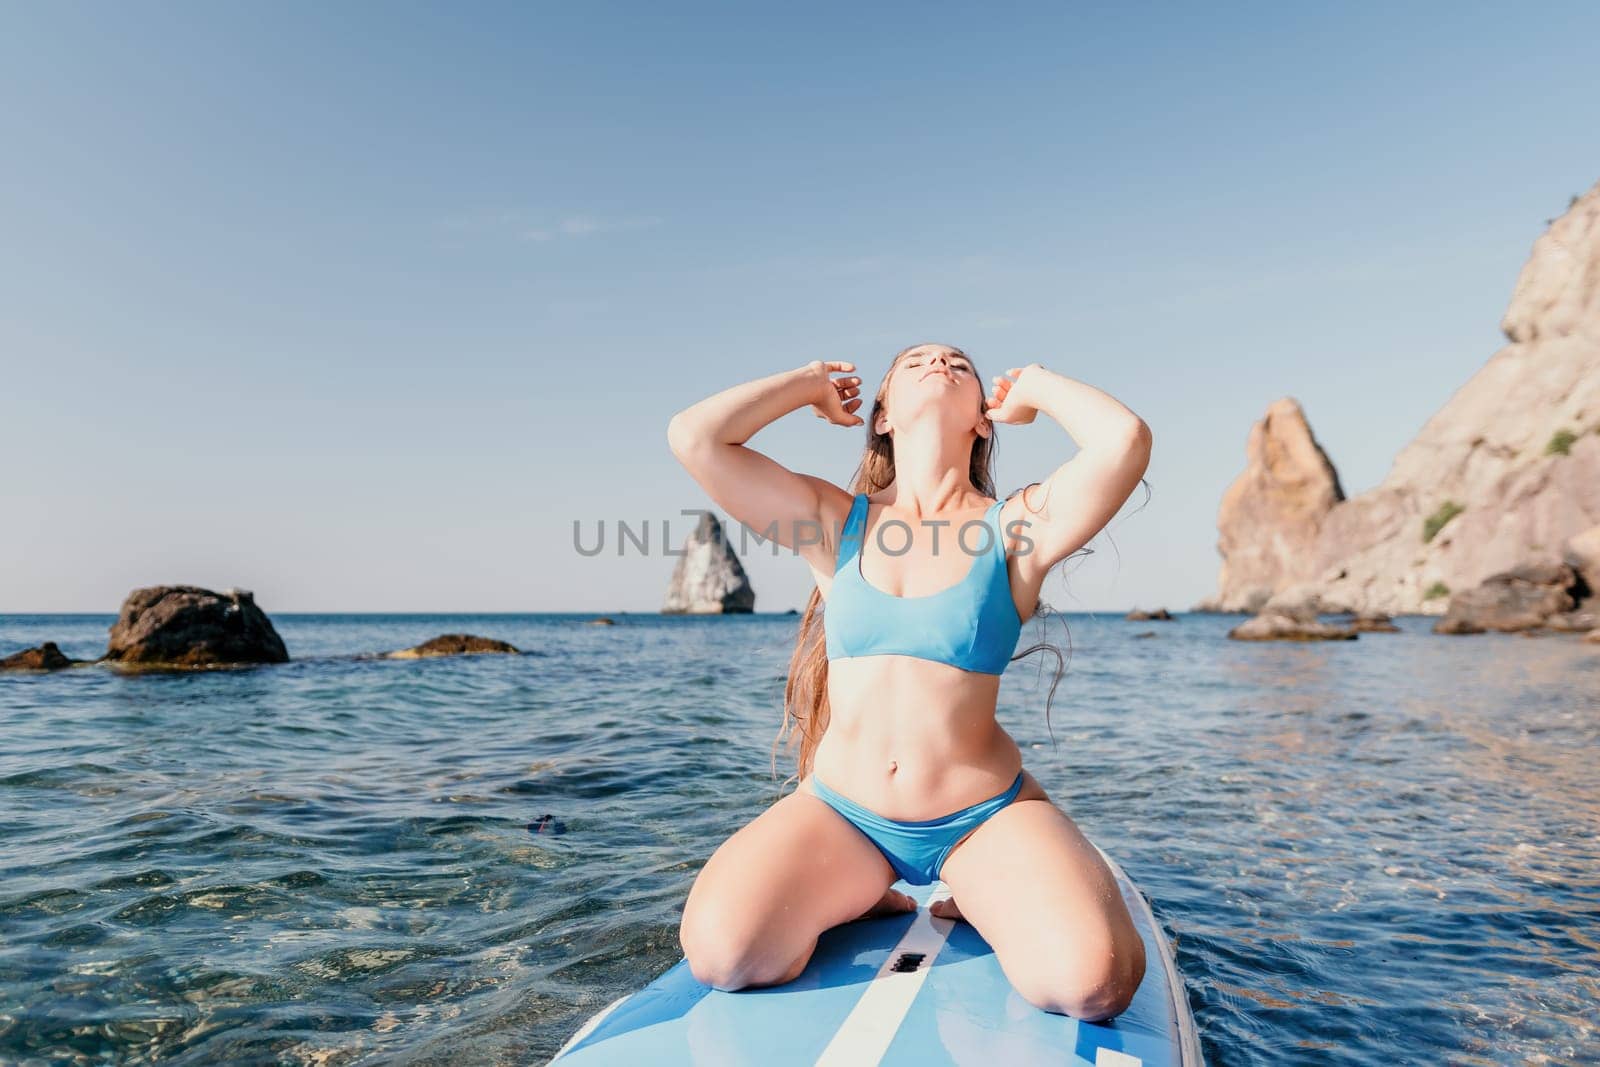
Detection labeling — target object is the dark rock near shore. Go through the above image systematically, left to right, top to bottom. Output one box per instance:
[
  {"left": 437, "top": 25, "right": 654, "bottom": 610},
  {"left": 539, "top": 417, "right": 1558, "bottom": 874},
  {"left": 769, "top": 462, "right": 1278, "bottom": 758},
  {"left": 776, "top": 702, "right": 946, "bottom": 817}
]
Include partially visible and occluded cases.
[
  {"left": 1434, "top": 562, "right": 1583, "bottom": 634},
  {"left": 105, "top": 586, "right": 289, "bottom": 667},
  {"left": 1126, "top": 608, "right": 1174, "bottom": 621},
  {"left": 588, "top": 617, "right": 616, "bottom": 626},
  {"left": 387, "top": 634, "right": 521, "bottom": 658},
  {"left": 1, "top": 642, "right": 77, "bottom": 671}
]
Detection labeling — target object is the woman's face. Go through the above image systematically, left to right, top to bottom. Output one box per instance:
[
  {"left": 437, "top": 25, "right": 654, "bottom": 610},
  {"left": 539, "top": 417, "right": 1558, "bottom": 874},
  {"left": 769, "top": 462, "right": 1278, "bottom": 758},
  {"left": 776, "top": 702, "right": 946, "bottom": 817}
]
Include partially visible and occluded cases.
[{"left": 877, "top": 346, "right": 986, "bottom": 437}]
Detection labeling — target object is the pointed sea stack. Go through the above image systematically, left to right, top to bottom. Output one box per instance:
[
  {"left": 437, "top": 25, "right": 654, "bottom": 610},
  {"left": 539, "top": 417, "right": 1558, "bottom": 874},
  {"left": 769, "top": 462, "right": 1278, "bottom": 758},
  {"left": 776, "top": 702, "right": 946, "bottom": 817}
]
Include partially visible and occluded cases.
[{"left": 663, "top": 511, "right": 755, "bottom": 614}]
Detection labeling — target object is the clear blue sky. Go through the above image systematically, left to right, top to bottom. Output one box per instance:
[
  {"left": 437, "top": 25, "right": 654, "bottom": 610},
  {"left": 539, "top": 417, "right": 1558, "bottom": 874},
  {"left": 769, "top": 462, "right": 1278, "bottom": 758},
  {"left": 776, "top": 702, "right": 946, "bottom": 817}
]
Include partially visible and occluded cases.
[{"left": 3, "top": 2, "right": 1596, "bottom": 614}]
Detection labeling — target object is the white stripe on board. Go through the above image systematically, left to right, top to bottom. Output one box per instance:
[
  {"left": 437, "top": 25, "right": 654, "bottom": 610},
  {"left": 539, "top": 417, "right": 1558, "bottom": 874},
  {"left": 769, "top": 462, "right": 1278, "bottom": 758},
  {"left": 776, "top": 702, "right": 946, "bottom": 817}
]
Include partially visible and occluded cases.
[
  {"left": 813, "top": 887, "right": 957, "bottom": 1067},
  {"left": 1095, "top": 1049, "right": 1142, "bottom": 1067}
]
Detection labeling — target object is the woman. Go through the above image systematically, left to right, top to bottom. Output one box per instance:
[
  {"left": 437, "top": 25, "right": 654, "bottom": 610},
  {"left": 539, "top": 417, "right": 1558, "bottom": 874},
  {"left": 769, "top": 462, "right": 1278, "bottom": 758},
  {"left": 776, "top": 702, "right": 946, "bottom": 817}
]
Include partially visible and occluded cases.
[{"left": 666, "top": 343, "right": 1152, "bottom": 1021}]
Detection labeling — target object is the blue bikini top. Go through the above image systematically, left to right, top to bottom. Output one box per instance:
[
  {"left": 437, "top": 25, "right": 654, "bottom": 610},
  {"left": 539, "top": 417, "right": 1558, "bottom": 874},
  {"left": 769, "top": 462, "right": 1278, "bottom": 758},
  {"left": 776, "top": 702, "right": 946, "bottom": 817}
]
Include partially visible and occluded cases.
[{"left": 824, "top": 492, "right": 1023, "bottom": 675}]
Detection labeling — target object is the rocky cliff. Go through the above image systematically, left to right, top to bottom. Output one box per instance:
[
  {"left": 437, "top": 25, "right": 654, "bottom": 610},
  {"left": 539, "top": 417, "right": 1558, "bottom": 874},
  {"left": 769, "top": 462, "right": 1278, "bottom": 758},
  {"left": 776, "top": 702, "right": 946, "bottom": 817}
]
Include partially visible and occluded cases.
[{"left": 1200, "top": 180, "right": 1600, "bottom": 614}]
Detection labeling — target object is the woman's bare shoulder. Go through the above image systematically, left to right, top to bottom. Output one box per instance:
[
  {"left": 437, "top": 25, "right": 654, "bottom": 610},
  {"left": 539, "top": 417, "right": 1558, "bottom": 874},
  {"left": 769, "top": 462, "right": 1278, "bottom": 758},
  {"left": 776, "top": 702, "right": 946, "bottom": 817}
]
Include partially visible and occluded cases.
[{"left": 797, "top": 477, "right": 858, "bottom": 591}]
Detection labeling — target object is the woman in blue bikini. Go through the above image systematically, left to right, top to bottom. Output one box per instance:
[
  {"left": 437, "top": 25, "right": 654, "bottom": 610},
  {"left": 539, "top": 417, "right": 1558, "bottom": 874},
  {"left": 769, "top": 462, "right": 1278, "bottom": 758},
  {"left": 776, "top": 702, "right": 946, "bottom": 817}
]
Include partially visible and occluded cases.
[{"left": 667, "top": 344, "right": 1153, "bottom": 1021}]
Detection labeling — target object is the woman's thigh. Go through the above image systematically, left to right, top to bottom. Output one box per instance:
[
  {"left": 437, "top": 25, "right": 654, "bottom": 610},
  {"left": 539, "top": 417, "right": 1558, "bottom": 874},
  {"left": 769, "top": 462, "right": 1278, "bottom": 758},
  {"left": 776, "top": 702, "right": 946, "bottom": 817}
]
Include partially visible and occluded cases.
[
  {"left": 935, "top": 775, "right": 1147, "bottom": 1020},
  {"left": 679, "top": 784, "right": 897, "bottom": 990}
]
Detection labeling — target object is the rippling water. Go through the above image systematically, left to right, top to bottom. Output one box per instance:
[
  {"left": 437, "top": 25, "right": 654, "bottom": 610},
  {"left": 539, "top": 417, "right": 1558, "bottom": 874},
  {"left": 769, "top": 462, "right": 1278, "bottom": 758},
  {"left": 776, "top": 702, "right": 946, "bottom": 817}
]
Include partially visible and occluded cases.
[{"left": 2, "top": 612, "right": 1597, "bottom": 1065}]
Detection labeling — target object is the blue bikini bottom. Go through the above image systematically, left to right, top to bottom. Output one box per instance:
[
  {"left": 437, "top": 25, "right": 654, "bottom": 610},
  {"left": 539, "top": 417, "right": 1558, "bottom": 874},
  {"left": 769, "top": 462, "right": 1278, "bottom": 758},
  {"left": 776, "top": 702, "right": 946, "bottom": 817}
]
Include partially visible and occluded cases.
[{"left": 807, "top": 770, "right": 1026, "bottom": 886}]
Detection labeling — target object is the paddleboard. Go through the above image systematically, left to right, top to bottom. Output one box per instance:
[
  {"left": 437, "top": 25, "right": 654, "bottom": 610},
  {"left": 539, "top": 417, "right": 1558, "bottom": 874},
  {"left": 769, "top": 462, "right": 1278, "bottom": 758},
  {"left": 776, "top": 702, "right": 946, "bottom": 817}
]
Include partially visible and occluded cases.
[{"left": 549, "top": 843, "right": 1203, "bottom": 1066}]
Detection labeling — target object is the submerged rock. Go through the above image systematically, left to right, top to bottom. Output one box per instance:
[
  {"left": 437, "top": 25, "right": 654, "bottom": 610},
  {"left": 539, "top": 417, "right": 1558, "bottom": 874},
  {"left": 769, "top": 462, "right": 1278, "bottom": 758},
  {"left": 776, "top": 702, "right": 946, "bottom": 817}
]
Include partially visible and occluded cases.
[
  {"left": 105, "top": 586, "right": 289, "bottom": 668},
  {"left": 387, "top": 634, "right": 520, "bottom": 658},
  {"left": 0, "top": 642, "right": 78, "bottom": 671}
]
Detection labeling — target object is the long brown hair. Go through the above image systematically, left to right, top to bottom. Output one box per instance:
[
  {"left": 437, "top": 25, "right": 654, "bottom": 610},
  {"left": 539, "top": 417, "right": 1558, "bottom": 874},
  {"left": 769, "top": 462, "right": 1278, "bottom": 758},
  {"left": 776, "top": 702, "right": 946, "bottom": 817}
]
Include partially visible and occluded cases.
[{"left": 769, "top": 342, "right": 1116, "bottom": 798}]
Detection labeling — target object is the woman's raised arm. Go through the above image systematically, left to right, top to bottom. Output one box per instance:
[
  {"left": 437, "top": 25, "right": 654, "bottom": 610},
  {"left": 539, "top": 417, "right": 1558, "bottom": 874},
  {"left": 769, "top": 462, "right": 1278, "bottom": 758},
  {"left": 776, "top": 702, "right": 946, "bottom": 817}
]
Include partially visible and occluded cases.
[
  {"left": 667, "top": 360, "right": 862, "bottom": 557},
  {"left": 985, "top": 363, "right": 1152, "bottom": 586}
]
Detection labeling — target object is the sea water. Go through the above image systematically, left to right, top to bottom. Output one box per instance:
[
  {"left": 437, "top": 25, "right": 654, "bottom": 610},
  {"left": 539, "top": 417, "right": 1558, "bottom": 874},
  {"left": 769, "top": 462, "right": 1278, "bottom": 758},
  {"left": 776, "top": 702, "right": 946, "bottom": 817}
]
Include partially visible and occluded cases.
[{"left": 2, "top": 612, "right": 1597, "bottom": 1065}]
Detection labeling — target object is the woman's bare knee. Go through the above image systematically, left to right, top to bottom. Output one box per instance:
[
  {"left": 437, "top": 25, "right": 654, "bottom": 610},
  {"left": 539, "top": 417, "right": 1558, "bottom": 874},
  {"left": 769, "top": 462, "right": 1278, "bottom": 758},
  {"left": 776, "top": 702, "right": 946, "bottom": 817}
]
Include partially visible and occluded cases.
[
  {"left": 674, "top": 788, "right": 893, "bottom": 991},
  {"left": 678, "top": 846, "right": 831, "bottom": 990},
  {"left": 681, "top": 927, "right": 814, "bottom": 990},
  {"left": 1017, "top": 940, "right": 1147, "bottom": 1021}
]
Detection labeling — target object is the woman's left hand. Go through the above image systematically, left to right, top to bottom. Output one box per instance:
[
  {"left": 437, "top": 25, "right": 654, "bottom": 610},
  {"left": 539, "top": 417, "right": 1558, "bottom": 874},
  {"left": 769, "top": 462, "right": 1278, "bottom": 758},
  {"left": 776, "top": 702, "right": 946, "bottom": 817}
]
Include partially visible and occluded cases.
[{"left": 986, "top": 363, "right": 1044, "bottom": 425}]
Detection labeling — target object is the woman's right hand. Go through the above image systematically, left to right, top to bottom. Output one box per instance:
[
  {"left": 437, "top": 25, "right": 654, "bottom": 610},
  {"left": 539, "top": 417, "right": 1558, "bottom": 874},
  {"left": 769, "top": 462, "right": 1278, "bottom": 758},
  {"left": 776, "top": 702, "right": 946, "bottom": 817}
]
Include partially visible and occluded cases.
[{"left": 806, "top": 360, "right": 864, "bottom": 427}]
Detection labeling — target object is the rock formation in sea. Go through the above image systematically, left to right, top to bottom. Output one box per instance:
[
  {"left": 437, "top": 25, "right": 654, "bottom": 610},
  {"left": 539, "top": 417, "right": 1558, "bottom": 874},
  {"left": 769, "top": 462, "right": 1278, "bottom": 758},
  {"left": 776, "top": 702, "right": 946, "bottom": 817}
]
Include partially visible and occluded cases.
[
  {"left": 1199, "top": 180, "right": 1600, "bottom": 616},
  {"left": 1197, "top": 398, "right": 1346, "bottom": 614},
  {"left": 662, "top": 510, "right": 755, "bottom": 614},
  {"left": 1433, "top": 559, "right": 1592, "bottom": 634},
  {"left": 1226, "top": 584, "right": 1358, "bottom": 641},
  {"left": 103, "top": 586, "right": 289, "bottom": 667},
  {"left": 386, "top": 634, "right": 521, "bottom": 658},
  {"left": 0, "top": 642, "right": 79, "bottom": 671}
]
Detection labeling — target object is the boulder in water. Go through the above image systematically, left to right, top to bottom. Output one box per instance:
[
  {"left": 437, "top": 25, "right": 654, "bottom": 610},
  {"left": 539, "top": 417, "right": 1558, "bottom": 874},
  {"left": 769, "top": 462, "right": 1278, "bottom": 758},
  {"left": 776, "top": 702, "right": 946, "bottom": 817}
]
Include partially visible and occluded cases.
[
  {"left": 1433, "top": 561, "right": 1582, "bottom": 634},
  {"left": 1228, "top": 584, "right": 1359, "bottom": 641},
  {"left": 105, "top": 586, "right": 289, "bottom": 667},
  {"left": 1229, "top": 613, "right": 1359, "bottom": 641},
  {"left": 387, "top": 634, "right": 520, "bottom": 658},
  {"left": 1, "top": 642, "right": 78, "bottom": 671}
]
